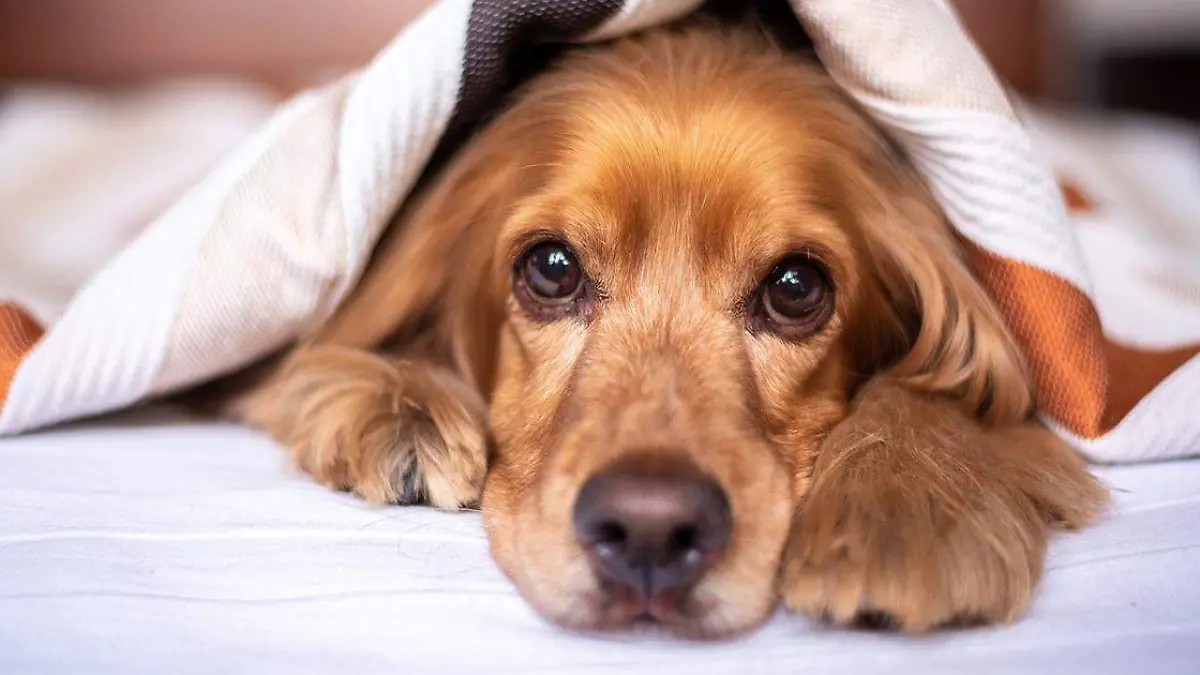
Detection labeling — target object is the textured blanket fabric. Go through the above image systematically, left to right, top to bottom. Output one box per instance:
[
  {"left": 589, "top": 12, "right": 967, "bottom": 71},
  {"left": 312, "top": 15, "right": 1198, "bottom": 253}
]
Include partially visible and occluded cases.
[
  {"left": 0, "top": 0, "right": 1197, "bottom": 462},
  {"left": 1, "top": 409, "right": 1198, "bottom": 674}
]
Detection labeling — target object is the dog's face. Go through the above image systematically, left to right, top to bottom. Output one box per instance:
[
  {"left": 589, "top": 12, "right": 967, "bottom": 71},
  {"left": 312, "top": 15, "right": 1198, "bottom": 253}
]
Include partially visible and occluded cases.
[
  {"left": 336, "top": 27, "right": 1028, "bottom": 638},
  {"left": 482, "top": 42, "right": 879, "bottom": 636}
]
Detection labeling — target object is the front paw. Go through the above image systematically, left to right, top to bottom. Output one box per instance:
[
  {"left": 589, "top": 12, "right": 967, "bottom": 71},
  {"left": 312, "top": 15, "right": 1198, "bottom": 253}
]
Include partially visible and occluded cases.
[
  {"left": 245, "top": 347, "right": 489, "bottom": 510},
  {"left": 777, "top": 381, "right": 1105, "bottom": 632},
  {"left": 780, "top": 453, "right": 1045, "bottom": 631}
]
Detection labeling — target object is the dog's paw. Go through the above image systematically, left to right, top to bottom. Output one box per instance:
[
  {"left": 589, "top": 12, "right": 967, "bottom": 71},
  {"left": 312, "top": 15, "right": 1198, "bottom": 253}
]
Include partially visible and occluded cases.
[
  {"left": 245, "top": 347, "right": 488, "bottom": 510},
  {"left": 778, "top": 379, "right": 1106, "bottom": 632},
  {"left": 780, "top": 459, "right": 1044, "bottom": 632}
]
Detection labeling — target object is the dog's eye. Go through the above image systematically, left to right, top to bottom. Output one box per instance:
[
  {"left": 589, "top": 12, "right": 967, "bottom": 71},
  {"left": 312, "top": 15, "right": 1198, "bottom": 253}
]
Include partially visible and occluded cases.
[
  {"left": 514, "top": 241, "right": 591, "bottom": 320},
  {"left": 520, "top": 241, "right": 582, "bottom": 300},
  {"left": 755, "top": 255, "right": 834, "bottom": 337}
]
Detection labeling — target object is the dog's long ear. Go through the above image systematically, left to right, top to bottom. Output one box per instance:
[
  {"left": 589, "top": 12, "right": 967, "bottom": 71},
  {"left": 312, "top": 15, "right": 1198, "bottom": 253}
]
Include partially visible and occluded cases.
[
  {"left": 314, "top": 107, "right": 553, "bottom": 393},
  {"left": 843, "top": 154, "right": 1032, "bottom": 426}
]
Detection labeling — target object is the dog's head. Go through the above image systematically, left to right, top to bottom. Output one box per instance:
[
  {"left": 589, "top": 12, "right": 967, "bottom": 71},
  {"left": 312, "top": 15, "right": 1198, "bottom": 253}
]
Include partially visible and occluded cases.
[{"left": 329, "top": 25, "right": 1030, "bottom": 637}]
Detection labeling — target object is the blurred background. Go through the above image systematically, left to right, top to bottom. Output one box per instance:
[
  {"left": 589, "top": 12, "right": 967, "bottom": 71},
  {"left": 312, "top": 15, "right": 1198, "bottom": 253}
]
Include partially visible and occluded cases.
[
  {"left": 0, "top": 0, "right": 1197, "bottom": 320},
  {"left": 2, "top": 0, "right": 1197, "bottom": 116}
]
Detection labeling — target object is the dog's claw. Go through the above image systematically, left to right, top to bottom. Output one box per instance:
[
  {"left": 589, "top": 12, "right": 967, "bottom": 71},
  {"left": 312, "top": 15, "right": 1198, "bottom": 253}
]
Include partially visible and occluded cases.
[
  {"left": 396, "top": 462, "right": 424, "bottom": 505},
  {"left": 852, "top": 609, "right": 898, "bottom": 631}
]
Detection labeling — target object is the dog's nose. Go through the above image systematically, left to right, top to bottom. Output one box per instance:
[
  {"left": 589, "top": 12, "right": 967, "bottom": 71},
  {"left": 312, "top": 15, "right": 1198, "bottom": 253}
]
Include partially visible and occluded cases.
[{"left": 572, "top": 458, "right": 731, "bottom": 599}]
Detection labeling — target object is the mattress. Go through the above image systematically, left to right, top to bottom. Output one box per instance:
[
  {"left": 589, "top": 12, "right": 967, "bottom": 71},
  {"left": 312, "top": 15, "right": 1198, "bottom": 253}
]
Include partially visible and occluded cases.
[{"left": 0, "top": 406, "right": 1198, "bottom": 675}]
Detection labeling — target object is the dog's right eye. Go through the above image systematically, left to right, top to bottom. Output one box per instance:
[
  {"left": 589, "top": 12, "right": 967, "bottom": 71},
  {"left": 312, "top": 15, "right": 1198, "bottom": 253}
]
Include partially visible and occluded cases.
[
  {"left": 514, "top": 241, "right": 587, "bottom": 318},
  {"left": 521, "top": 242, "right": 582, "bottom": 299},
  {"left": 749, "top": 254, "right": 835, "bottom": 339}
]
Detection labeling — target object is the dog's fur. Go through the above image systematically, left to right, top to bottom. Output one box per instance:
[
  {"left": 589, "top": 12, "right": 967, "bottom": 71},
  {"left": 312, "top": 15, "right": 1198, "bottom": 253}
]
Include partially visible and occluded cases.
[{"left": 224, "top": 24, "right": 1107, "bottom": 638}]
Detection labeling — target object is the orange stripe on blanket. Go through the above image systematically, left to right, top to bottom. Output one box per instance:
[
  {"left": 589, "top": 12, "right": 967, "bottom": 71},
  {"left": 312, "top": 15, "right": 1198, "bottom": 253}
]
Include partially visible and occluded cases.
[
  {"left": 1059, "top": 178, "right": 1096, "bottom": 213},
  {"left": 966, "top": 246, "right": 1199, "bottom": 438},
  {"left": 0, "top": 303, "right": 45, "bottom": 408},
  {"left": 1104, "top": 341, "right": 1199, "bottom": 430}
]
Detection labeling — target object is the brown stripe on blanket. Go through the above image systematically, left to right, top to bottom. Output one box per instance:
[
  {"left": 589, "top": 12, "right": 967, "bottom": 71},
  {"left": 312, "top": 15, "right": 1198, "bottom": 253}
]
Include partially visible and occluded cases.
[
  {"left": 427, "top": 0, "right": 622, "bottom": 172},
  {"left": 446, "top": 0, "right": 811, "bottom": 151},
  {"left": 1059, "top": 178, "right": 1096, "bottom": 213},
  {"left": 967, "top": 245, "right": 1199, "bottom": 438},
  {"left": 0, "top": 303, "right": 44, "bottom": 407}
]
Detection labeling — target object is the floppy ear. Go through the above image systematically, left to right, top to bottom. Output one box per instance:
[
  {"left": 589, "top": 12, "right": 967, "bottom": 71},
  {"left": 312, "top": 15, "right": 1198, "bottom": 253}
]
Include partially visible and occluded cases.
[
  {"left": 313, "top": 107, "right": 552, "bottom": 393},
  {"left": 844, "top": 157, "right": 1032, "bottom": 426}
]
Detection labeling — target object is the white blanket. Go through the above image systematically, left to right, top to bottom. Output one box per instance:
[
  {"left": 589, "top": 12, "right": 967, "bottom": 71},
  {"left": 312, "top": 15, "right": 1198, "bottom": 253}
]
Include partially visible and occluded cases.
[{"left": 0, "top": 409, "right": 1197, "bottom": 674}]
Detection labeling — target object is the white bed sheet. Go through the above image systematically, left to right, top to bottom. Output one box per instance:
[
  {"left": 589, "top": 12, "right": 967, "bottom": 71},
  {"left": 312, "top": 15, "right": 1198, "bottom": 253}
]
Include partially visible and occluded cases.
[{"left": 0, "top": 408, "right": 1197, "bottom": 675}]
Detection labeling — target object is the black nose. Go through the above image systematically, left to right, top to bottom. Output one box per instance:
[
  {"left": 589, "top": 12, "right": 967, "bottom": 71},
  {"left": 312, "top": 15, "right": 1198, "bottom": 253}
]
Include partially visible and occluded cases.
[{"left": 572, "top": 457, "right": 732, "bottom": 600}]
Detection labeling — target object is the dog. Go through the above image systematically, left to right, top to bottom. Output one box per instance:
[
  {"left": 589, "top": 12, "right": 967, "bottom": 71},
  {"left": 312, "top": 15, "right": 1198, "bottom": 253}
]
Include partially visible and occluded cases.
[{"left": 222, "top": 22, "right": 1108, "bottom": 638}]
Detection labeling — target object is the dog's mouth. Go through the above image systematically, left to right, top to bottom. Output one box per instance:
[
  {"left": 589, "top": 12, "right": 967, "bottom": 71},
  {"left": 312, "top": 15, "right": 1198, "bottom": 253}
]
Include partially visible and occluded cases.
[{"left": 582, "top": 578, "right": 717, "bottom": 634}]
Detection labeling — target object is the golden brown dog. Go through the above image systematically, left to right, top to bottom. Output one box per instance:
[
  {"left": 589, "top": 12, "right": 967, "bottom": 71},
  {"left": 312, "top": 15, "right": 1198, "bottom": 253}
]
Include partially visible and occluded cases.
[{"left": 225, "top": 23, "right": 1107, "bottom": 638}]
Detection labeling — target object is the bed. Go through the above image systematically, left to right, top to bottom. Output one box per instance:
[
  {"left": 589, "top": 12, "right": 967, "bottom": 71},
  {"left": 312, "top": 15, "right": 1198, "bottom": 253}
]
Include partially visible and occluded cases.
[
  {"left": 2, "top": 80, "right": 1199, "bottom": 675},
  {"left": 1, "top": 407, "right": 1198, "bottom": 674}
]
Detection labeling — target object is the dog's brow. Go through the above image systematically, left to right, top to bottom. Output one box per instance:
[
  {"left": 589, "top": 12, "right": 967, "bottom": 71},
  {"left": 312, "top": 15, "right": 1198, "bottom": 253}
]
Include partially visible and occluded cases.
[{"left": 503, "top": 226, "right": 568, "bottom": 265}]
